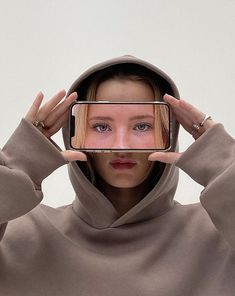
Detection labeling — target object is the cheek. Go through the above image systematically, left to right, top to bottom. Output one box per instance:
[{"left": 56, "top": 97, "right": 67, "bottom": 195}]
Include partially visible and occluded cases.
[
  {"left": 85, "top": 130, "right": 99, "bottom": 148},
  {"left": 131, "top": 134, "right": 155, "bottom": 148},
  {"left": 90, "top": 154, "right": 109, "bottom": 173},
  {"left": 136, "top": 154, "right": 154, "bottom": 172}
]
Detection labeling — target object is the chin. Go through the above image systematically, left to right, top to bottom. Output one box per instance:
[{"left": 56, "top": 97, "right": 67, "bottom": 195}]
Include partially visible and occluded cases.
[
  {"left": 107, "top": 177, "right": 146, "bottom": 189},
  {"left": 111, "top": 183, "right": 136, "bottom": 189}
]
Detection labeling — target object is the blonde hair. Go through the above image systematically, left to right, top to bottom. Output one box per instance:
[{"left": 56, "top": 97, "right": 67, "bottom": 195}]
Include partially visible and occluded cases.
[
  {"left": 73, "top": 73, "right": 169, "bottom": 149},
  {"left": 71, "top": 104, "right": 88, "bottom": 148}
]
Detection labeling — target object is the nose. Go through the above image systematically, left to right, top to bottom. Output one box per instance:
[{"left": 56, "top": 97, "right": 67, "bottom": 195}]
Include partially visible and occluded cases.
[{"left": 111, "top": 128, "right": 130, "bottom": 149}]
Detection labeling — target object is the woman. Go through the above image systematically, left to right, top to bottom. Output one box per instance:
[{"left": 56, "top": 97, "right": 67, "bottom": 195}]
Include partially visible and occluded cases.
[{"left": 0, "top": 55, "right": 234, "bottom": 295}]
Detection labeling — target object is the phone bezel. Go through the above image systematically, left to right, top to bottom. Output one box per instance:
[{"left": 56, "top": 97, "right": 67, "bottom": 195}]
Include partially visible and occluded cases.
[{"left": 69, "top": 101, "right": 173, "bottom": 152}]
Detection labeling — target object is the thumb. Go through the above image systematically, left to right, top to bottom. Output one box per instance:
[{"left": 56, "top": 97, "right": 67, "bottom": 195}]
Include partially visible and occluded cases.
[
  {"left": 61, "top": 150, "right": 87, "bottom": 162},
  {"left": 148, "top": 151, "right": 182, "bottom": 164}
]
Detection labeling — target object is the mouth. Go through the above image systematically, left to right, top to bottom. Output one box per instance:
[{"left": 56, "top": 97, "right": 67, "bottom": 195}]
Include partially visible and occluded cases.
[{"left": 110, "top": 158, "right": 137, "bottom": 170}]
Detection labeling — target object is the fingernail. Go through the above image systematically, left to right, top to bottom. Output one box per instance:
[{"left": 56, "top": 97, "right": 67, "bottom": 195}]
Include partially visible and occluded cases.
[
  {"left": 37, "top": 91, "right": 44, "bottom": 98},
  {"left": 164, "top": 94, "right": 174, "bottom": 99}
]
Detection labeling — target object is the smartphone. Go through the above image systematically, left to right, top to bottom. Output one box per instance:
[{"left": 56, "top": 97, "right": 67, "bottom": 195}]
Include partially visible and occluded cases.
[{"left": 69, "top": 101, "right": 172, "bottom": 152}]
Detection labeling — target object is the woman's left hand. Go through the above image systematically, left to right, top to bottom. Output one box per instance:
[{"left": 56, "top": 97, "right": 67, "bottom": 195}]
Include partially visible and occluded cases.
[{"left": 148, "top": 94, "right": 216, "bottom": 164}]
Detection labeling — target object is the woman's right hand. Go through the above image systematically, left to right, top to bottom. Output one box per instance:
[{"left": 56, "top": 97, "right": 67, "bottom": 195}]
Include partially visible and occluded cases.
[{"left": 24, "top": 90, "right": 87, "bottom": 162}]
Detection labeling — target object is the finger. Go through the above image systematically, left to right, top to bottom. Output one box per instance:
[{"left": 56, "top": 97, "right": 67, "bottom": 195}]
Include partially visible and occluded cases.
[
  {"left": 37, "top": 89, "right": 67, "bottom": 120},
  {"left": 25, "top": 91, "right": 44, "bottom": 122},
  {"left": 43, "top": 92, "right": 77, "bottom": 127},
  {"left": 163, "top": 94, "right": 179, "bottom": 107},
  {"left": 164, "top": 94, "right": 215, "bottom": 137},
  {"left": 164, "top": 94, "right": 203, "bottom": 123},
  {"left": 163, "top": 95, "right": 193, "bottom": 130},
  {"left": 41, "top": 109, "right": 69, "bottom": 138},
  {"left": 61, "top": 150, "right": 87, "bottom": 162},
  {"left": 148, "top": 151, "right": 182, "bottom": 164}
]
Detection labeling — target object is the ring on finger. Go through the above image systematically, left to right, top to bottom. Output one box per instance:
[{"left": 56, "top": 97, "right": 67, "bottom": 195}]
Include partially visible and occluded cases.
[
  {"left": 191, "top": 114, "right": 212, "bottom": 136},
  {"left": 199, "top": 114, "right": 212, "bottom": 127},
  {"left": 33, "top": 119, "right": 46, "bottom": 128}
]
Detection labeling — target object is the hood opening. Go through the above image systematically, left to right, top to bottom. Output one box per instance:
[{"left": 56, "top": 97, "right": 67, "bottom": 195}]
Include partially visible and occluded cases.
[{"left": 72, "top": 62, "right": 172, "bottom": 190}]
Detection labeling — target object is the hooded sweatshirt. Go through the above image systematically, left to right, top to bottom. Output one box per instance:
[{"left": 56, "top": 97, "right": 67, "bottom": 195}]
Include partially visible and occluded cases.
[{"left": 0, "top": 55, "right": 234, "bottom": 296}]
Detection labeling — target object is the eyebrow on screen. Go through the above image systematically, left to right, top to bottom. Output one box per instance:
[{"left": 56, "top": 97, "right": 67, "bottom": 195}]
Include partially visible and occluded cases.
[{"left": 88, "top": 115, "right": 154, "bottom": 121}]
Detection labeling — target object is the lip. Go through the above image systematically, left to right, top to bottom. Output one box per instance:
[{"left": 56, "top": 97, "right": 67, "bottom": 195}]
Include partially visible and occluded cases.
[{"left": 110, "top": 158, "right": 137, "bottom": 170}]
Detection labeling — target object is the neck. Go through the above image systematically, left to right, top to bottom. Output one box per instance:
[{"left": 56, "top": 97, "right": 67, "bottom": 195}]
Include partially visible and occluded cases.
[{"left": 97, "top": 177, "right": 153, "bottom": 216}]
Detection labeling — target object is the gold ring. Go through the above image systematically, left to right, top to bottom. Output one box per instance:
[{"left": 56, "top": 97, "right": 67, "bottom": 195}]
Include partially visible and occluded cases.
[{"left": 33, "top": 120, "right": 45, "bottom": 128}]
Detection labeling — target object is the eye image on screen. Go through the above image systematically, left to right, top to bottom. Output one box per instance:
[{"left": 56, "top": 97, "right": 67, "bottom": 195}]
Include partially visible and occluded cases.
[{"left": 70, "top": 102, "right": 171, "bottom": 151}]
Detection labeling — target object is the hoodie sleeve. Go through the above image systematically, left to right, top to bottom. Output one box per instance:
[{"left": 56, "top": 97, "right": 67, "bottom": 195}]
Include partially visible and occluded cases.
[
  {"left": 0, "top": 118, "right": 68, "bottom": 239},
  {"left": 175, "top": 123, "right": 235, "bottom": 249}
]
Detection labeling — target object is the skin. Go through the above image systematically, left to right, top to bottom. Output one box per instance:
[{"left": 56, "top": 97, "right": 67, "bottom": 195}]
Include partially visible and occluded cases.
[
  {"left": 25, "top": 80, "right": 215, "bottom": 215},
  {"left": 88, "top": 80, "right": 156, "bottom": 214},
  {"left": 84, "top": 103, "right": 156, "bottom": 149}
]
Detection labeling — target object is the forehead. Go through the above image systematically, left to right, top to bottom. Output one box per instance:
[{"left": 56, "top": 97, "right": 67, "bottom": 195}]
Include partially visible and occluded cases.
[
  {"left": 95, "top": 79, "right": 155, "bottom": 102},
  {"left": 87, "top": 103, "right": 154, "bottom": 117}
]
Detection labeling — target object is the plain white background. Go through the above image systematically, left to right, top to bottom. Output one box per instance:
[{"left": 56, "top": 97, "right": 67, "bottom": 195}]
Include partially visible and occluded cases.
[{"left": 0, "top": 0, "right": 234, "bottom": 207}]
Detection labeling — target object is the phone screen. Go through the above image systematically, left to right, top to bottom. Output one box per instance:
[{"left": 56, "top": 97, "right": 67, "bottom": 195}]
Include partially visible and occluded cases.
[{"left": 69, "top": 101, "right": 172, "bottom": 152}]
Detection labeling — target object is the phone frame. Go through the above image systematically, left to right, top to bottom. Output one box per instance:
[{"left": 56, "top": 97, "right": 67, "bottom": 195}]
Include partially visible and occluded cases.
[{"left": 69, "top": 101, "right": 173, "bottom": 152}]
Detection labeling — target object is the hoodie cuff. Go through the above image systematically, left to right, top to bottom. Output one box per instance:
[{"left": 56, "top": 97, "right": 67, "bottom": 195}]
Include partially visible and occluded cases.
[
  {"left": 2, "top": 118, "right": 68, "bottom": 186},
  {"left": 175, "top": 123, "right": 235, "bottom": 187}
]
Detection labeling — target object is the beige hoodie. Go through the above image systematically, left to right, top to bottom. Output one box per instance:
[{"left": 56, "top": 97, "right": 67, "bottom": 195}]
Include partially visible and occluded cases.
[{"left": 0, "top": 56, "right": 234, "bottom": 296}]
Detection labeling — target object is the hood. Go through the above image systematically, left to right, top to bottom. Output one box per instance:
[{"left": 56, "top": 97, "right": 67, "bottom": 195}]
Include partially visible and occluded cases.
[{"left": 62, "top": 55, "right": 180, "bottom": 229}]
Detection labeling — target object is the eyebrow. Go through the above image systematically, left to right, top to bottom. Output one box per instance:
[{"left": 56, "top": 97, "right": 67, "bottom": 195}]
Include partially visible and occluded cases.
[{"left": 88, "top": 115, "right": 154, "bottom": 121}]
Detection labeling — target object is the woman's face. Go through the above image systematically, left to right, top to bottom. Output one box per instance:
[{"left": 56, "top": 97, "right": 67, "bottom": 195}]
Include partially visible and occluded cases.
[
  {"left": 90, "top": 79, "right": 156, "bottom": 188},
  {"left": 85, "top": 104, "right": 155, "bottom": 149}
]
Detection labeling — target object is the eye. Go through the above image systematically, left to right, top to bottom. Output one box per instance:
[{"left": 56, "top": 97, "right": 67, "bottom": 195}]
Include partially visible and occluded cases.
[
  {"left": 133, "top": 122, "right": 153, "bottom": 131},
  {"left": 92, "top": 123, "right": 112, "bottom": 133}
]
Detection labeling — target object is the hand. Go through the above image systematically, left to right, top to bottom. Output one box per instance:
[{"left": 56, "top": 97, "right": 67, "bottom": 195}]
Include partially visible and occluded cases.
[
  {"left": 25, "top": 90, "right": 87, "bottom": 162},
  {"left": 148, "top": 94, "right": 216, "bottom": 164}
]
